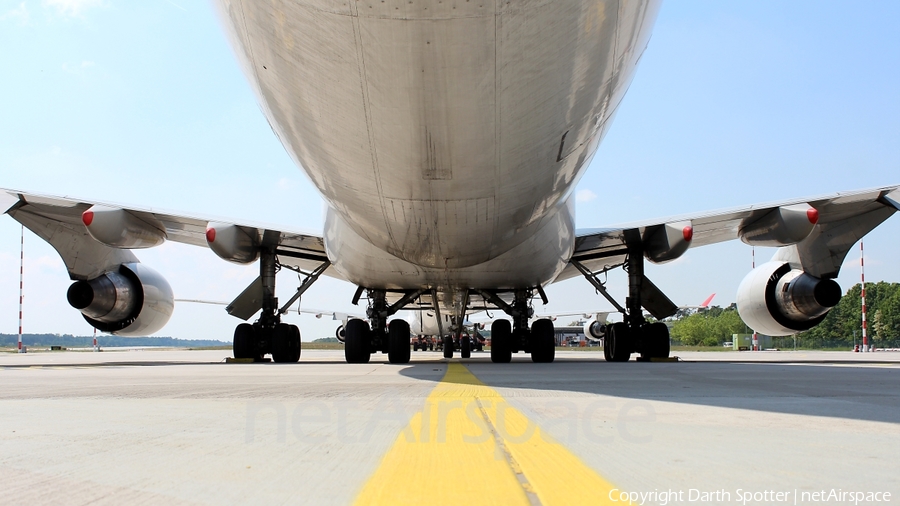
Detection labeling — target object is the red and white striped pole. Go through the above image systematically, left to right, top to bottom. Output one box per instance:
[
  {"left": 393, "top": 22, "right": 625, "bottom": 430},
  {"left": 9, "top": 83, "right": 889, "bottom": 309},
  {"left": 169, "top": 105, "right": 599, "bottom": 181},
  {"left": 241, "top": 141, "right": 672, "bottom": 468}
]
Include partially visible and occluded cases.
[
  {"left": 18, "top": 224, "right": 24, "bottom": 354},
  {"left": 861, "top": 241, "right": 868, "bottom": 353},
  {"left": 751, "top": 246, "right": 759, "bottom": 351},
  {"left": 93, "top": 327, "right": 98, "bottom": 352}
]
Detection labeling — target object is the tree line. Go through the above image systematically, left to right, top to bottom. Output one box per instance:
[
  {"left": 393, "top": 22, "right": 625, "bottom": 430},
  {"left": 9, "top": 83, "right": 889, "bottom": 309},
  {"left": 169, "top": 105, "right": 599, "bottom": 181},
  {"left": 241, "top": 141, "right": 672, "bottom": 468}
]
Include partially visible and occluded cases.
[
  {"left": 667, "top": 282, "right": 900, "bottom": 349},
  {"left": 0, "top": 333, "right": 227, "bottom": 348}
]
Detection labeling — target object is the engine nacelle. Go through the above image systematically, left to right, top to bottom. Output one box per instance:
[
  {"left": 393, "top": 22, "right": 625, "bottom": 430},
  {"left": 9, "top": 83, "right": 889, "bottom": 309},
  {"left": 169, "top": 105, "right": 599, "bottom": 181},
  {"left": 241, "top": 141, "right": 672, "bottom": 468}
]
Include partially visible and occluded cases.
[
  {"left": 739, "top": 204, "right": 818, "bottom": 247},
  {"left": 82, "top": 205, "right": 167, "bottom": 249},
  {"left": 644, "top": 221, "right": 693, "bottom": 264},
  {"left": 206, "top": 222, "right": 260, "bottom": 264},
  {"left": 736, "top": 261, "right": 842, "bottom": 336},
  {"left": 67, "top": 263, "right": 174, "bottom": 337},
  {"left": 583, "top": 319, "right": 607, "bottom": 341},
  {"left": 335, "top": 325, "right": 346, "bottom": 343}
]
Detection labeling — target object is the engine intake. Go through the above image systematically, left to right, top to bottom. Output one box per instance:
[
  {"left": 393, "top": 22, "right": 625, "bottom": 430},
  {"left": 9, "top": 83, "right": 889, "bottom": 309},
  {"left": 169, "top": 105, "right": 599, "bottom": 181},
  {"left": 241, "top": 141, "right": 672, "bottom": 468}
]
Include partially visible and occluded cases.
[
  {"left": 736, "top": 261, "right": 841, "bottom": 336},
  {"left": 67, "top": 264, "right": 174, "bottom": 336}
]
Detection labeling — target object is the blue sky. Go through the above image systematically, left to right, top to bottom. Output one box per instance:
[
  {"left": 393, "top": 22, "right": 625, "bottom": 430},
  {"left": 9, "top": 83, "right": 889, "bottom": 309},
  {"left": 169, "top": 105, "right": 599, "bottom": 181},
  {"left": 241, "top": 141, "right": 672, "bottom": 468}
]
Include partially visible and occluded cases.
[{"left": 1, "top": 0, "right": 898, "bottom": 341}]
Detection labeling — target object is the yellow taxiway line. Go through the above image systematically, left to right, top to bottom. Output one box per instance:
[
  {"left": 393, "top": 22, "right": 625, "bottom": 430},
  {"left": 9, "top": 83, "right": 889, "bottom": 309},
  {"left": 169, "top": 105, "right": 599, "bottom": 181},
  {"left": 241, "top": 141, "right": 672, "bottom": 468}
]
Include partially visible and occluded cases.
[{"left": 354, "top": 362, "right": 623, "bottom": 505}]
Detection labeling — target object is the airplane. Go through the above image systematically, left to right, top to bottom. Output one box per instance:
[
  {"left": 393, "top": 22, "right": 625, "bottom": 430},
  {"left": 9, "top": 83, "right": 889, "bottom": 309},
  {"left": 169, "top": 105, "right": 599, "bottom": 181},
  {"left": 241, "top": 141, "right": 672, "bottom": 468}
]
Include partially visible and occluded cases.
[{"left": 3, "top": 0, "right": 898, "bottom": 365}]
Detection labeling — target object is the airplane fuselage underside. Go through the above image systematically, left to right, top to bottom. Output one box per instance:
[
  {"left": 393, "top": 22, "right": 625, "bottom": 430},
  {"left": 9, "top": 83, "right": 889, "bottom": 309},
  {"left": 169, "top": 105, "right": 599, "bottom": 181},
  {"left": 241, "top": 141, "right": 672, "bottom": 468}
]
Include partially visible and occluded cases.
[{"left": 214, "top": 0, "right": 660, "bottom": 283}]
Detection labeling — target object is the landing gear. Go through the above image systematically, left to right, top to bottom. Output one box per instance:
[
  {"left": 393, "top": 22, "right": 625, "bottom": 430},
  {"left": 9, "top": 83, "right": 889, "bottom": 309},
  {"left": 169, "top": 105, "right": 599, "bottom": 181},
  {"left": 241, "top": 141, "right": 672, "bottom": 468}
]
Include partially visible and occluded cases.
[
  {"left": 572, "top": 230, "right": 673, "bottom": 363},
  {"left": 229, "top": 247, "right": 330, "bottom": 363},
  {"left": 230, "top": 249, "right": 322, "bottom": 363},
  {"left": 345, "top": 288, "right": 424, "bottom": 364},
  {"left": 478, "top": 288, "right": 555, "bottom": 363},
  {"left": 344, "top": 318, "right": 371, "bottom": 364},
  {"left": 530, "top": 318, "right": 555, "bottom": 363},
  {"left": 388, "top": 319, "right": 411, "bottom": 364},
  {"left": 490, "top": 319, "right": 512, "bottom": 363},
  {"left": 640, "top": 321, "right": 670, "bottom": 360},
  {"left": 605, "top": 322, "right": 631, "bottom": 362},
  {"left": 233, "top": 323, "right": 259, "bottom": 360},
  {"left": 272, "top": 323, "right": 302, "bottom": 363},
  {"left": 461, "top": 335, "right": 471, "bottom": 359},
  {"left": 442, "top": 336, "right": 454, "bottom": 359}
]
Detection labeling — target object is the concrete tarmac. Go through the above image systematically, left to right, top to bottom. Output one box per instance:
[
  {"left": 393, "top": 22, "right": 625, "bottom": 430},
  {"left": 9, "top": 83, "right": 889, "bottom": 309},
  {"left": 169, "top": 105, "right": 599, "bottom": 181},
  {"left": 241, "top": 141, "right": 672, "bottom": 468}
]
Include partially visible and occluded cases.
[{"left": 1, "top": 349, "right": 898, "bottom": 505}]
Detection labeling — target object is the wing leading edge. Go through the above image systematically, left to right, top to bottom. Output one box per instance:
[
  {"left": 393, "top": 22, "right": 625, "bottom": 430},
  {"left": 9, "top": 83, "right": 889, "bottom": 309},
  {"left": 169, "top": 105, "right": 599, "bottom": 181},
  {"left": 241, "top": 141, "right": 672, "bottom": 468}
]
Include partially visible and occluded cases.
[
  {"left": 560, "top": 185, "right": 900, "bottom": 321},
  {"left": 564, "top": 185, "right": 900, "bottom": 281},
  {"left": 0, "top": 188, "right": 337, "bottom": 281}
]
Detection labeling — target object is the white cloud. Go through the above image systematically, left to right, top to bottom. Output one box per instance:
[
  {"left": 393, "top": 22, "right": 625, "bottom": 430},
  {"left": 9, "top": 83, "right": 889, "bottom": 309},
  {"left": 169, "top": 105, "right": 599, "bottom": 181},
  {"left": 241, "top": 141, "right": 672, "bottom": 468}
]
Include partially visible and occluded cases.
[
  {"left": 43, "top": 0, "right": 105, "bottom": 17},
  {"left": 0, "top": 2, "right": 30, "bottom": 24},
  {"left": 61, "top": 60, "right": 96, "bottom": 76},
  {"left": 576, "top": 189, "right": 597, "bottom": 203}
]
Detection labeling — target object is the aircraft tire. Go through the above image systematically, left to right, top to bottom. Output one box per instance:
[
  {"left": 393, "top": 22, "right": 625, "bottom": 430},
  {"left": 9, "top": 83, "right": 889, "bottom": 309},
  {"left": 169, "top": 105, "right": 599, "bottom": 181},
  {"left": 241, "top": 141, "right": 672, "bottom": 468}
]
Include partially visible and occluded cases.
[
  {"left": 345, "top": 319, "right": 371, "bottom": 364},
  {"left": 388, "top": 319, "right": 411, "bottom": 364},
  {"left": 530, "top": 319, "right": 555, "bottom": 363},
  {"left": 490, "top": 320, "right": 512, "bottom": 363},
  {"left": 606, "top": 322, "right": 631, "bottom": 362},
  {"left": 642, "top": 322, "right": 670, "bottom": 359},
  {"left": 233, "top": 323, "right": 256, "bottom": 360},
  {"left": 272, "top": 323, "right": 301, "bottom": 363},
  {"left": 442, "top": 336, "right": 454, "bottom": 358},
  {"left": 461, "top": 336, "right": 471, "bottom": 359}
]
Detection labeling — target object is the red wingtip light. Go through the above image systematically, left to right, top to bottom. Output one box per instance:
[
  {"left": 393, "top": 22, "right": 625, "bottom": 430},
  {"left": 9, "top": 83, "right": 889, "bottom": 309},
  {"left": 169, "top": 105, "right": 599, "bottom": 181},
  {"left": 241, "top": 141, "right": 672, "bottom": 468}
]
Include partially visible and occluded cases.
[
  {"left": 807, "top": 208, "right": 819, "bottom": 225},
  {"left": 82, "top": 210, "right": 94, "bottom": 227},
  {"left": 682, "top": 225, "right": 693, "bottom": 242},
  {"left": 205, "top": 227, "right": 216, "bottom": 243}
]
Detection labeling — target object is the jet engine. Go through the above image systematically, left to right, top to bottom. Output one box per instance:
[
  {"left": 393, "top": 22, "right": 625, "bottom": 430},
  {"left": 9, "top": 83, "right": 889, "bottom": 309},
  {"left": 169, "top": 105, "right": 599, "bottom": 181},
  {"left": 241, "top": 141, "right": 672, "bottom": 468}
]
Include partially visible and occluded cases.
[
  {"left": 736, "top": 261, "right": 842, "bottom": 336},
  {"left": 66, "top": 263, "right": 174, "bottom": 337},
  {"left": 583, "top": 319, "right": 607, "bottom": 341},
  {"left": 335, "top": 324, "right": 346, "bottom": 343}
]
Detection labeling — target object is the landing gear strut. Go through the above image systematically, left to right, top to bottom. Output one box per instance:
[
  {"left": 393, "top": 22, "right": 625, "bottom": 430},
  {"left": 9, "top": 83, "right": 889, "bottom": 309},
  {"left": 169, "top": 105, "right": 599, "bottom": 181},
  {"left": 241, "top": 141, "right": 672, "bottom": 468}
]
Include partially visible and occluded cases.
[
  {"left": 573, "top": 233, "right": 671, "bottom": 362},
  {"left": 232, "top": 247, "right": 307, "bottom": 363}
]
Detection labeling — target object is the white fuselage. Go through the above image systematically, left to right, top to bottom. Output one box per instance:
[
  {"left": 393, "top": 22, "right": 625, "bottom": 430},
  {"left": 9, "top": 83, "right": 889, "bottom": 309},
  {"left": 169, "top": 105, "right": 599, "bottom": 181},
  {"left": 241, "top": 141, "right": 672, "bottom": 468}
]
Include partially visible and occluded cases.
[
  {"left": 214, "top": 0, "right": 660, "bottom": 290},
  {"left": 407, "top": 310, "right": 454, "bottom": 337}
]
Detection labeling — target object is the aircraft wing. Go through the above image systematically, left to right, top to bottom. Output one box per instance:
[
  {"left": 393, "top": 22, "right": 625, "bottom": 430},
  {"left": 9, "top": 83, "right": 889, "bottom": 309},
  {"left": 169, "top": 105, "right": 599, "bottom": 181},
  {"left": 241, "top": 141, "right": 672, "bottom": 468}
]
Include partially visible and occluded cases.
[
  {"left": 559, "top": 185, "right": 900, "bottom": 319},
  {"left": 0, "top": 188, "right": 336, "bottom": 281},
  {"left": 176, "top": 298, "right": 365, "bottom": 320}
]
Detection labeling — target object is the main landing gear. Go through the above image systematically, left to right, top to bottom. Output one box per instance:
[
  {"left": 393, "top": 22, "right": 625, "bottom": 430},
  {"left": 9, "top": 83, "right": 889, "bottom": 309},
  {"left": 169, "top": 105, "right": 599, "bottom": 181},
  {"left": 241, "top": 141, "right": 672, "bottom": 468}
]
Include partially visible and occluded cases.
[
  {"left": 573, "top": 233, "right": 671, "bottom": 362},
  {"left": 232, "top": 249, "right": 329, "bottom": 363},
  {"left": 345, "top": 288, "right": 424, "bottom": 365},
  {"left": 476, "top": 289, "right": 556, "bottom": 364}
]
